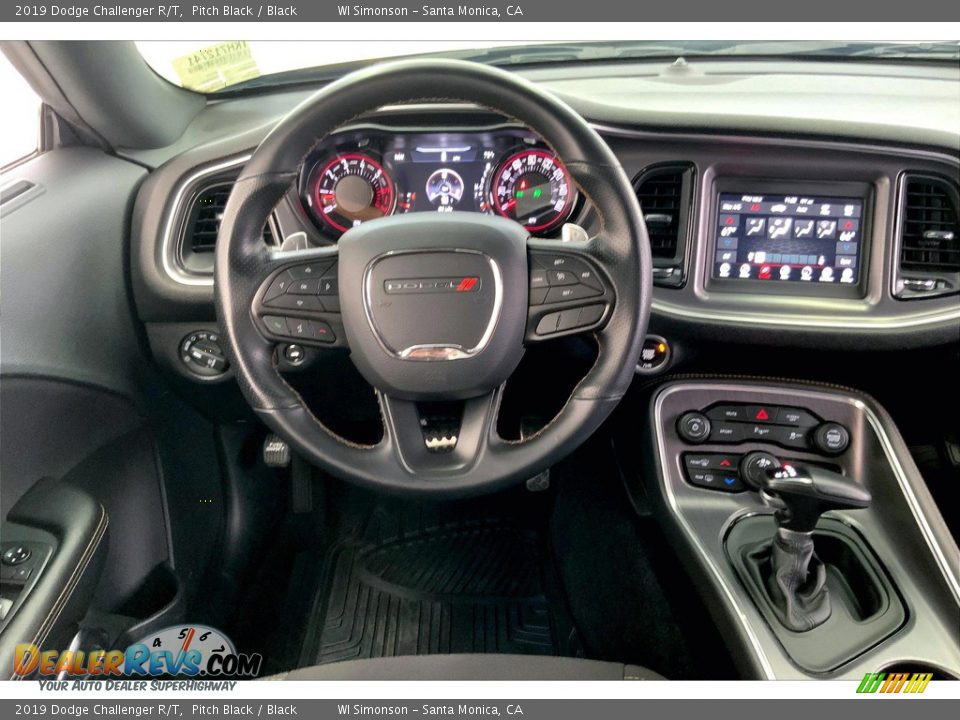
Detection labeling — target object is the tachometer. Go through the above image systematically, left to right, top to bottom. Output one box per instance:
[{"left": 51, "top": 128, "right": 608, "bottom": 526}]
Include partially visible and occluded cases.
[
  {"left": 492, "top": 149, "right": 575, "bottom": 233},
  {"left": 308, "top": 153, "right": 395, "bottom": 233}
]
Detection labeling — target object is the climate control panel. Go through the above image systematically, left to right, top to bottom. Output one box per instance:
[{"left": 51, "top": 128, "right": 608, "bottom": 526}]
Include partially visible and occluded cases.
[
  {"left": 674, "top": 401, "right": 851, "bottom": 494},
  {"left": 676, "top": 402, "right": 849, "bottom": 455}
]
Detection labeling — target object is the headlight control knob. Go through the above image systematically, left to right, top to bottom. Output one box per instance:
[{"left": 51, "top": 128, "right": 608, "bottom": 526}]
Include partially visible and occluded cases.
[{"left": 180, "top": 331, "right": 228, "bottom": 377}]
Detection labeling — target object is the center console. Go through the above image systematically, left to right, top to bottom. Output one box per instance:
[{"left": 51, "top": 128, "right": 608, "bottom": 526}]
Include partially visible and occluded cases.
[{"left": 645, "top": 380, "right": 960, "bottom": 679}]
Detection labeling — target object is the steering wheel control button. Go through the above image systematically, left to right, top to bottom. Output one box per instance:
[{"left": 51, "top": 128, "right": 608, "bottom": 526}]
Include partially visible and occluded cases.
[
  {"left": 530, "top": 253, "right": 606, "bottom": 306},
  {"left": 288, "top": 262, "right": 333, "bottom": 279},
  {"left": 529, "top": 268, "right": 549, "bottom": 288},
  {"left": 547, "top": 269, "right": 579, "bottom": 286},
  {"left": 264, "top": 272, "right": 295, "bottom": 301},
  {"left": 318, "top": 277, "right": 338, "bottom": 295},
  {"left": 290, "top": 278, "right": 321, "bottom": 295},
  {"left": 544, "top": 284, "right": 601, "bottom": 303},
  {"left": 529, "top": 287, "right": 549, "bottom": 305},
  {"left": 266, "top": 295, "right": 324, "bottom": 312},
  {"left": 534, "top": 304, "right": 608, "bottom": 336},
  {"left": 578, "top": 304, "right": 606, "bottom": 326},
  {"left": 536, "top": 312, "right": 562, "bottom": 335},
  {"left": 262, "top": 315, "right": 336, "bottom": 344},
  {"left": 262, "top": 316, "right": 289, "bottom": 336},
  {"left": 312, "top": 321, "right": 336, "bottom": 343},
  {"left": 180, "top": 331, "right": 229, "bottom": 377},
  {"left": 677, "top": 412, "right": 711, "bottom": 443},
  {"left": 814, "top": 422, "right": 850, "bottom": 455},
  {"left": 2, "top": 545, "right": 31, "bottom": 566}
]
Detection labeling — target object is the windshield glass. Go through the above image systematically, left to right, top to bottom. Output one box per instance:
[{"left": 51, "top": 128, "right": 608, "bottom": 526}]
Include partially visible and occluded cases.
[{"left": 137, "top": 40, "right": 960, "bottom": 94}]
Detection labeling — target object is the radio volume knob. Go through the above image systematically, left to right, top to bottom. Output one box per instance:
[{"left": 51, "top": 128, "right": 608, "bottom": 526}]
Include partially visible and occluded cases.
[{"left": 677, "top": 411, "right": 711, "bottom": 444}]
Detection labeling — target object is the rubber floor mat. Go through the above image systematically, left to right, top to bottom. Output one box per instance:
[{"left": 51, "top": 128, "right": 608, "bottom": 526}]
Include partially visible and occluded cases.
[{"left": 302, "top": 506, "right": 578, "bottom": 665}]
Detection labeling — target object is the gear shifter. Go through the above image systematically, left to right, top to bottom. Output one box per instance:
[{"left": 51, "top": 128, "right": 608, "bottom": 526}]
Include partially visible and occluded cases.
[{"left": 740, "top": 454, "right": 872, "bottom": 632}]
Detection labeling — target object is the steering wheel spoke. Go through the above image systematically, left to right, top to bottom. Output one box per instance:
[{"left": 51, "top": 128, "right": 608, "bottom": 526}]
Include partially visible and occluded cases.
[
  {"left": 525, "top": 236, "right": 615, "bottom": 342},
  {"left": 251, "top": 246, "right": 348, "bottom": 349},
  {"left": 377, "top": 387, "right": 504, "bottom": 479}
]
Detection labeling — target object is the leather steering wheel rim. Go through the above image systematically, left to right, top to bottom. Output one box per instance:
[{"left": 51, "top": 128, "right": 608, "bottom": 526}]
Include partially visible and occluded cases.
[{"left": 215, "top": 58, "right": 652, "bottom": 496}]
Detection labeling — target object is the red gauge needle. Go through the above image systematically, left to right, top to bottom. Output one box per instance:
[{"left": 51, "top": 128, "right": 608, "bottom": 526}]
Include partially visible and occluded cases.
[{"left": 502, "top": 199, "right": 517, "bottom": 211}]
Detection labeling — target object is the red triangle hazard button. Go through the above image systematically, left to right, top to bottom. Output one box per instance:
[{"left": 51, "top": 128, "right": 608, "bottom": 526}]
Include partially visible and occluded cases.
[{"left": 755, "top": 408, "right": 770, "bottom": 420}]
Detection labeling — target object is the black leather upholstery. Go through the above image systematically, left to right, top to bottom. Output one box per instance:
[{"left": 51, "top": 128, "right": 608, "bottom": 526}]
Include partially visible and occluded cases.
[{"left": 269, "top": 655, "right": 664, "bottom": 681}]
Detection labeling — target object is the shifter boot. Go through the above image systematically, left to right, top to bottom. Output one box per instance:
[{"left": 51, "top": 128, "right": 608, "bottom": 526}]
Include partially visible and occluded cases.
[{"left": 766, "top": 528, "right": 831, "bottom": 632}]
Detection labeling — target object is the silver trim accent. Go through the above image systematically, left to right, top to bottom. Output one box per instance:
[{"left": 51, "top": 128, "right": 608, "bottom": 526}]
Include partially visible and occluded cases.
[
  {"left": 161, "top": 154, "right": 254, "bottom": 287},
  {"left": 361, "top": 249, "right": 504, "bottom": 361},
  {"left": 647, "top": 299, "right": 960, "bottom": 329},
  {"left": 653, "top": 382, "right": 960, "bottom": 679},
  {"left": 653, "top": 387, "right": 776, "bottom": 679},
  {"left": 857, "top": 397, "right": 960, "bottom": 604}
]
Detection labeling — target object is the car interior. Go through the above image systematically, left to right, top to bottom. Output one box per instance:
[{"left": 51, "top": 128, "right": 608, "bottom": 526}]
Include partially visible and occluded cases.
[{"left": 1, "top": 40, "right": 958, "bottom": 682}]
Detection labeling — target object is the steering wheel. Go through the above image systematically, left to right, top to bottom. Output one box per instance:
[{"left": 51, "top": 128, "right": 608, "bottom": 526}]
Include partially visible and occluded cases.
[{"left": 215, "top": 59, "right": 652, "bottom": 496}]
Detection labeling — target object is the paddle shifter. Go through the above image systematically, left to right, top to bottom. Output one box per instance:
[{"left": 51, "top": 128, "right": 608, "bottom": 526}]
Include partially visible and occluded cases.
[{"left": 740, "top": 453, "right": 872, "bottom": 632}]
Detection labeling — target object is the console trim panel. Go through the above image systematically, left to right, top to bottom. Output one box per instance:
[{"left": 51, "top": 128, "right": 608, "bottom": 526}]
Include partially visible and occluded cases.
[{"left": 652, "top": 381, "right": 960, "bottom": 678}]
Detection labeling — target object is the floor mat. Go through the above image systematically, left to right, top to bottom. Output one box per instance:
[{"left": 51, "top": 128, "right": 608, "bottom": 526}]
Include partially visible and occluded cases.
[{"left": 301, "top": 503, "right": 579, "bottom": 666}]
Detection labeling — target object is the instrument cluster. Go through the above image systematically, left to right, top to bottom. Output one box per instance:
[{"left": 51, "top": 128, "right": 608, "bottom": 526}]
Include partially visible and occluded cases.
[{"left": 298, "top": 126, "right": 578, "bottom": 238}]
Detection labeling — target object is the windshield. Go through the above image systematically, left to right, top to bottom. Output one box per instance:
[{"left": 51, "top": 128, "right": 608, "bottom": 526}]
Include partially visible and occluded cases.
[{"left": 137, "top": 40, "right": 960, "bottom": 94}]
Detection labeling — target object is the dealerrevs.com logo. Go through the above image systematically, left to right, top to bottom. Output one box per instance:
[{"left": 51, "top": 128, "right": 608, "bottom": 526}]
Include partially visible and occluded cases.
[
  {"left": 15, "top": 625, "right": 262, "bottom": 679},
  {"left": 857, "top": 672, "right": 933, "bottom": 694}
]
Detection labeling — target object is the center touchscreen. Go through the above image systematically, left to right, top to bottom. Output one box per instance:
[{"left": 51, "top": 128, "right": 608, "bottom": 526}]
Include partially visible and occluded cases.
[{"left": 713, "top": 192, "right": 864, "bottom": 285}]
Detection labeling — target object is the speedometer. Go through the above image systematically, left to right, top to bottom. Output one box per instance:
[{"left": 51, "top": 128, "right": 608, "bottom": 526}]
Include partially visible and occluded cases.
[
  {"left": 492, "top": 149, "right": 575, "bottom": 233},
  {"left": 307, "top": 153, "right": 395, "bottom": 233}
]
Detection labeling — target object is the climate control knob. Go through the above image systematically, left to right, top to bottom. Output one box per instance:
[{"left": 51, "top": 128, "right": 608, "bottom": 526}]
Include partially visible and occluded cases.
[
  {"left": 677, "top": 411, "right": 711, "bottom": 444},
  {"left": 813, "top": 422, "right": 850, "bottom": 455},
  {"left": 740, "top": 451, "right": 781, "bottom": 489}
]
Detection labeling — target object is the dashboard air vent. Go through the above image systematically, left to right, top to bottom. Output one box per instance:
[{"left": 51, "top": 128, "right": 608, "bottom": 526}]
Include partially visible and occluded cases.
[
  {"left": 633, "top": 163, "right": 695, "bottom": 287},
  {"left": 895, "top": 175, "right": 959, "bottom": 299},
  {"left": 178, "top": 177, "right": 281, "bottom": 276},
  {"left": 187, "top": 182, "right": 233, "bottom": 253}
]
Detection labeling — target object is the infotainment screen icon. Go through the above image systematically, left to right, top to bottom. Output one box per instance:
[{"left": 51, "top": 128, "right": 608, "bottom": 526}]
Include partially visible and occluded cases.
[{"left": 713, "top": 193, "right": 864, "bottom": 286}]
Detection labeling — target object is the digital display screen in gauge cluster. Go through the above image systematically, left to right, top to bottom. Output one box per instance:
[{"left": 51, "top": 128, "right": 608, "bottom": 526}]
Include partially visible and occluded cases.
[
  {"left": 300, "top": 129, "right": 577, "bottom": 238},
  {"left": 712, "top": 192, "right": 865, "bottom": 286}
]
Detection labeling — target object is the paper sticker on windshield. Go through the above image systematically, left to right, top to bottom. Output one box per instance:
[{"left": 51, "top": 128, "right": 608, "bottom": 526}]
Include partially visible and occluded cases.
[{"left": 172, "top": 41, "right": 259, "bottom": 93}]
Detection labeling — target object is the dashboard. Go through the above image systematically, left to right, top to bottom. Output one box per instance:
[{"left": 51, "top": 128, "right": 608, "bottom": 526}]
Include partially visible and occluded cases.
[
  {"left": 128, "top": 61, "right": 960, "bottom": 384},
  {"left": 299, "top": 127, "right": 577, "bottom": 238}
]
